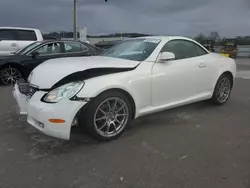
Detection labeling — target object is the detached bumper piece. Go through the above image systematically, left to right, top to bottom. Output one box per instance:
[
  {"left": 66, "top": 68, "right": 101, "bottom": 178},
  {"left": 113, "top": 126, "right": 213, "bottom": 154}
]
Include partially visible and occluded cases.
[
  {"left": 13, "top": 80, "right": 40, "bottom": 115},
  {"left": 17, "top": 80, "right": 39, "bottom": 98},
  {"left": 17, "top": 80, "right": 30, "bottom": 95},
  {"left": 13, "top": 83, "right": 29, "bottom": 115}
]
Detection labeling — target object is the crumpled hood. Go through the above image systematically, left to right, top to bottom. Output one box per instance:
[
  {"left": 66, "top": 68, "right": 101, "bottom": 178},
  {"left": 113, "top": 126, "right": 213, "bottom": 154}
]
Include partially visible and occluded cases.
[{"left": 29, "top": 56, "right": 139, "bottom": 89}]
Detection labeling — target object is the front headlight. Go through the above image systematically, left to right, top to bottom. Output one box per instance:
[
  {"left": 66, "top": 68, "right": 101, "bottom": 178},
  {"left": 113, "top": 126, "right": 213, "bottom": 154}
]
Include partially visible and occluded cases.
[{"left": 43, "top": 81, "right": 84, "bottom": 103}]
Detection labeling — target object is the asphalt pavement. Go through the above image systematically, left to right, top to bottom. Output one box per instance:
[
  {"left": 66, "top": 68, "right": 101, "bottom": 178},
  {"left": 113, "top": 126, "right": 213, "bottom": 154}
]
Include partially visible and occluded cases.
[{"left": 0, "top": 59, "right": 250, "bottom": 188}]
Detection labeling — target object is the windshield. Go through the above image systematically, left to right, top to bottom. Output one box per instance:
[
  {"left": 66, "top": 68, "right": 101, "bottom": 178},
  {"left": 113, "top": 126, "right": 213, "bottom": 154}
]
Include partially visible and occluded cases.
[
  {"left": 101, "top": 38, "right": 161, "bottom": 61},
  {"left": 16, "top": 42, "right": 43, "bottom": 55}
]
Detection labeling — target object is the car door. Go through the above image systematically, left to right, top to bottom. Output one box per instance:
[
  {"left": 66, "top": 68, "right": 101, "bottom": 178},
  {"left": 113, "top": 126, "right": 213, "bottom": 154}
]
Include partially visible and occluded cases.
[
  {"left": 0, "top": 29, "right": 19, "bottom": 55},
  {"left": 151, "top": 39, "right": 211, "bottom": 107},
  {"left": 62, "top": 41, "right": 90, "bottom": 58},
  {"left": 23, "top": 42, "right": 64, "bottom": 73}
]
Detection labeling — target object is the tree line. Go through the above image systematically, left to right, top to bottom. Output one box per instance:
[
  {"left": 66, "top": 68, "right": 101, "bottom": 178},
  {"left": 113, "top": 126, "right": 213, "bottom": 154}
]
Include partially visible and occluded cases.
[
  {"left": 44, "top": 31, "right": 250, "bottom": 45},
  {"left": 194, "top": 31, "right": 250, "bottom": 45},
  {"left": 43, "top": 32, "right": 150, "bottom": 39}
]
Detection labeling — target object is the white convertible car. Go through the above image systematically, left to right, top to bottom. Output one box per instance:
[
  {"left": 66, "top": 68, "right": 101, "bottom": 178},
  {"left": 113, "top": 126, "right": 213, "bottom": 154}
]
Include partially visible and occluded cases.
[{"left": 13, "top": 36, "right": 236, "bottom": 141}]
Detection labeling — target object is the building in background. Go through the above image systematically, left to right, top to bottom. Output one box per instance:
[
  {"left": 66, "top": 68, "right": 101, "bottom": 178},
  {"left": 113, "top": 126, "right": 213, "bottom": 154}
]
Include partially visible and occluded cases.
[{"left": 79, "top": 27, "right": 89, "bottom": 43}]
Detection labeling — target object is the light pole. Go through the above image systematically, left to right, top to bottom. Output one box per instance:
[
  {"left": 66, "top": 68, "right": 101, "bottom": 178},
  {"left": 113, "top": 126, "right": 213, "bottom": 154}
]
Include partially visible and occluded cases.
[
  {"left": 73, "top": 0, "right": 78, "bottom": 40},
  {"left": 74, "top": 0, "right": 108, "bottom": 40}
]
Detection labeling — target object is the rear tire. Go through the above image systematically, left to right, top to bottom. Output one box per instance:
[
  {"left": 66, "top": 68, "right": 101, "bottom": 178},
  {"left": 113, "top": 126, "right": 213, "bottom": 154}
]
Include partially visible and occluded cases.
[
  {"left": 0, "top": 66, "right": 23, "bottom": 86},
  {"left": 211, "top": 74, "right": 232, "bottom": 105},
  {"left": 79, "top": 90, "right": 133, "bottom": 141}
]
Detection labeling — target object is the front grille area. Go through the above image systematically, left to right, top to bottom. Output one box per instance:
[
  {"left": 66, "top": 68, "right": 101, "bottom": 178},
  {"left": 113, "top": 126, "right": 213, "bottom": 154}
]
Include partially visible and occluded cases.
[
  {"left": 18, "top": 81, "right": 39, "bottom": 98},
  {"left": 29, "top": 86, "right": 39, "bottom": 98}
]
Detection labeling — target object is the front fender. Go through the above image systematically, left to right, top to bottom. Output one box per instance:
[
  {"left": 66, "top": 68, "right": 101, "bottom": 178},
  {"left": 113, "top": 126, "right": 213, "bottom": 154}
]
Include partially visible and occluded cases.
[
  {"left": 75, "top": 65, "right": 152, "bottom": 118},
  {"left": 76, "top": 75, "right": 140, "bottom": 116},
  {"left": 78, "top": 81, "right": 133, "bottom": 99}
]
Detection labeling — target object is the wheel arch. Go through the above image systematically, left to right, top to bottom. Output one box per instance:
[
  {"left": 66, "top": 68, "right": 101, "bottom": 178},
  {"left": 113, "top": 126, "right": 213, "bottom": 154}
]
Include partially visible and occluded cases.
[
  {"left": 0, "top": 63, "right": 26, "bottom": 78},
  {"left": 210, "top": 70, "right": 234, "bottom": 105},
  {"left": 213, "top": 70, "right": 234, "bottom": 89},
  {"left": 221, "top": 71, "right": 234, "bottom": 88},
  {"left": 94, "top": 88, "right": 137, "bottom": 120}
]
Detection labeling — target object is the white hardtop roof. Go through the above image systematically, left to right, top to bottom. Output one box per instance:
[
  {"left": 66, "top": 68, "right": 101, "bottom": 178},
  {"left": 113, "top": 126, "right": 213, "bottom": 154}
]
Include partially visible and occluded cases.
[
  {"left": 133, "top": 35, "right": 209, "bottom": 54},
  {"left": 135, "top": 35, "right": 194, "bottom": 42}
]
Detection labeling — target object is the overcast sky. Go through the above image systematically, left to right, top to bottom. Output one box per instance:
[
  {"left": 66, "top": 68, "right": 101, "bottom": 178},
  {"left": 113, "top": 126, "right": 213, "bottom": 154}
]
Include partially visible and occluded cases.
[{"left": 1, "top": 0, "right": 250, "bottom": 36}]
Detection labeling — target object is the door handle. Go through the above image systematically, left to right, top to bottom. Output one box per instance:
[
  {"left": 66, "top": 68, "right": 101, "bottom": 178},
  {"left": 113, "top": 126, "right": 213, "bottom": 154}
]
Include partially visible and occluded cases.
[
  {"left": 11, "top": 43, "right": 17, "bottom": 47},
  {"left": 198, "top": 62, "right": 206, "bottom": 68}
]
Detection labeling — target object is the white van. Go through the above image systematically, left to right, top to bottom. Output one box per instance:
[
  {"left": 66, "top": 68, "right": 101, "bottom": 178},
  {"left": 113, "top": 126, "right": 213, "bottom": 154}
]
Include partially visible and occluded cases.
[{"left": 0, "top": 27, "right": 43, "bottom": 56}]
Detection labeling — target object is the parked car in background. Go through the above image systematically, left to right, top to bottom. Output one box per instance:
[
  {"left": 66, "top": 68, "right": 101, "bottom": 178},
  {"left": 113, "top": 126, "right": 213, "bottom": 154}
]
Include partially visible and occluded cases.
[
  {"left": 0, "top": 27, "right": 43, "bottom": 56},
  {"left": 13, "top": 36, "right": 236, "bottom": 141},
  {"left": 42, "top": 36, "right": 60, "bottom": 40},
  {"left": 0, "top": 40, "right": 103, "bottom": 85},
  {"left": 95, "top": 40, "right": 121, "bottom": 49}
]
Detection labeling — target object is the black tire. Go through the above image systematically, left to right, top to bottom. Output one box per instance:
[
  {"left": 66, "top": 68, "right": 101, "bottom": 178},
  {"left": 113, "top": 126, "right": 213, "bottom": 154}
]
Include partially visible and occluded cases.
[
  {"left": 0, "top": 66, "right": 23, "bottom": 86},
  {"left": 211, "top": 74, "right": 232, "bottom": 105},
  {"left": 79, "top": 90, "right": 133, "bottom": 141}
]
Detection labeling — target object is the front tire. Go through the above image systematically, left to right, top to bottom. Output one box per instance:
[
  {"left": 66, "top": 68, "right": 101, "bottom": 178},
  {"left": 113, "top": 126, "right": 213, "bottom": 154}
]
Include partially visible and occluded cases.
[
  {"left": 0, "top": 66, "right": 23, "bottom": 85},
  {"left": 211, "top": 74, "right": 232, "bottom": 105},
  {"left": 81, "top": 91, "right": 132, "bottom": 141}
]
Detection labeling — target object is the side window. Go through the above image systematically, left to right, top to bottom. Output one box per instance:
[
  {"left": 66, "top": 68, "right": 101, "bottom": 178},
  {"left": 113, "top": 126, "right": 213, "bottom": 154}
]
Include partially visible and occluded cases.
[
  {"left": 0, "top": 29, "right": 16, "bottom": 40},
  {"left": 17, "top": 30, "right": 37, "bottom": 41},
  {"left": 161, "top": 40, "right": 208, "bottom": 60},
  {"left": 161, "top": 40, "right": 183, "bottom": 60},
  {"left": 182, "top": 41, "right": 199, "bottom": 58},
  {"left": 34, "top": 42, "right": 62, "bottom": 55},
  {"left": 64, "top": 42, "right": 87, "bottom": 53},
  {"left": 81, "top": 44, "right": 88, "bottom": 51},
  {"left": 195, "top": 44, "right": 208, "bottom": 56}
]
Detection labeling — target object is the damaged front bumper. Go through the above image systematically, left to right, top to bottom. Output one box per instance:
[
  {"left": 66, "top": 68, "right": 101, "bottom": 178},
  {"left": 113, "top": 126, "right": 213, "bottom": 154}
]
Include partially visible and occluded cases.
[
  {"left": 12, "top": 82, "right": 87, "bottom": 140},
  {"left": 12, "top": 83, "right": 29, "bottom": 115}
]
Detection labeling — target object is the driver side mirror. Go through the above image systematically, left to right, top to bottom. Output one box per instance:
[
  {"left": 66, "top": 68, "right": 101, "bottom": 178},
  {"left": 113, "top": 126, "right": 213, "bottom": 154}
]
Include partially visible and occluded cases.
[
  {"left": 31, "top": 51, "right": 39, "bottom": 59},
  {"left": 159, "top": 52, "right": 175, "bottom": 62}
]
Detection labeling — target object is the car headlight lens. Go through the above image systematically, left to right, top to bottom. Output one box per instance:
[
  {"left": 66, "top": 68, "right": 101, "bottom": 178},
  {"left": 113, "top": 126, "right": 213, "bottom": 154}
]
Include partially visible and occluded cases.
[{"left": 43, "top": 81, "right": 84, "bottom": 103}]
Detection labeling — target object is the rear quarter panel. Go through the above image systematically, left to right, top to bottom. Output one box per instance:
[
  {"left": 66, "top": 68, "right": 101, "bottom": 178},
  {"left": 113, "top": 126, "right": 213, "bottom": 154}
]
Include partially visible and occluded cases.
[{"left": 210, "top": 53, "right": 236, "bottom": 87}]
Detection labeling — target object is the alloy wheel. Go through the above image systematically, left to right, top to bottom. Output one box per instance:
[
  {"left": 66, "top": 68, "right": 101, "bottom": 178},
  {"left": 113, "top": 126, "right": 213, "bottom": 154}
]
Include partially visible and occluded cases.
[
  {"left": 0, "top": 66, "right": 22, "bottom": 85},
  {"left": 215, "top": 77, "right": 231, "bottom": 103},
  {"left": 93, "top": 97, "right": 129, "bottom": 138}
]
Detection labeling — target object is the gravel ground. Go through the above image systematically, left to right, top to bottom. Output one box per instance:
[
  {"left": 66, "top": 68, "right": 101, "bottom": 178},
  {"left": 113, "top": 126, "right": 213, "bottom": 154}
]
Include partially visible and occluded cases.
[{"left": 0, "top": 59, "right": 250, "bottom": 188}]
